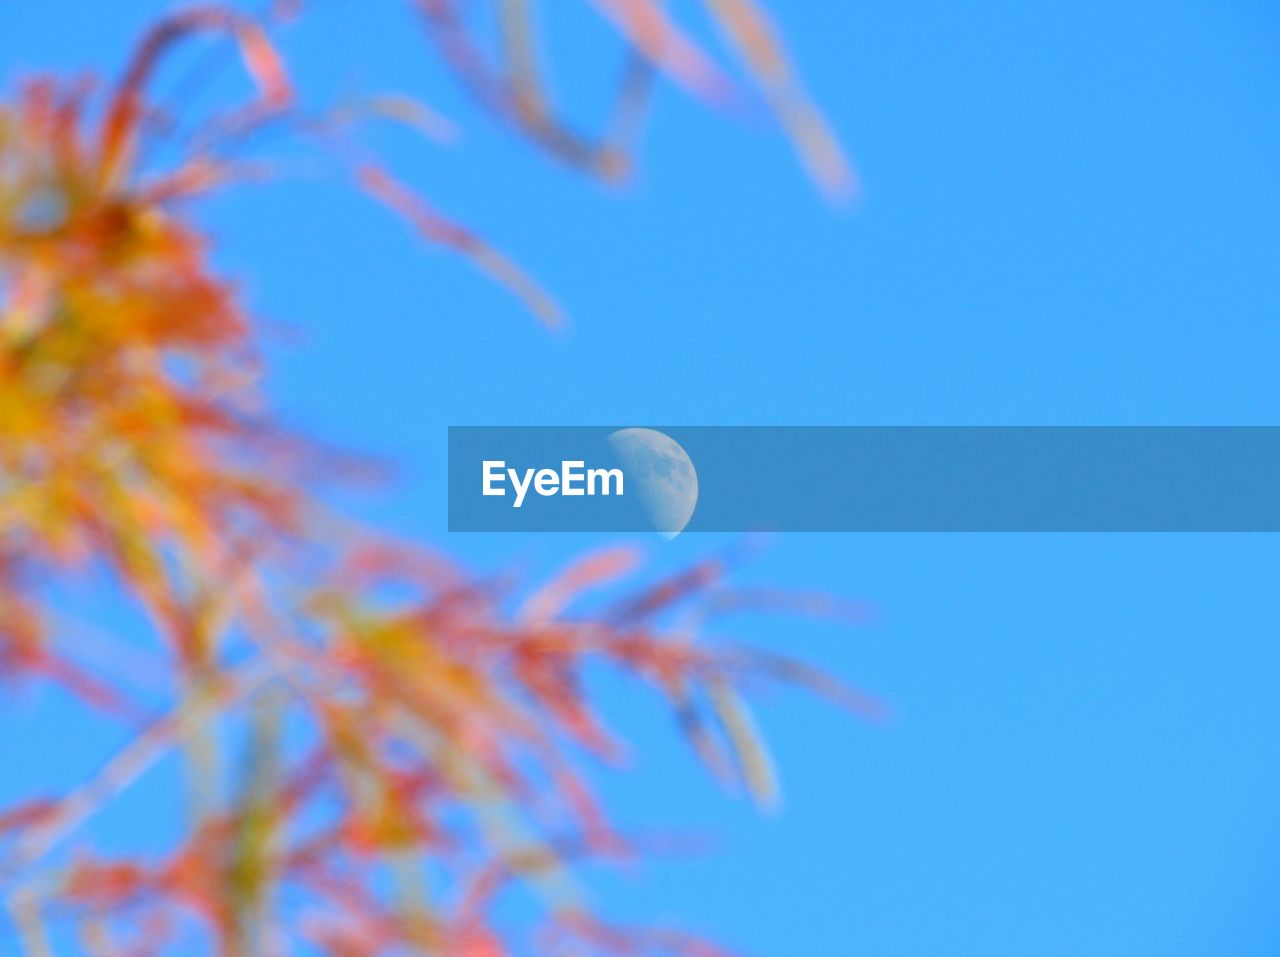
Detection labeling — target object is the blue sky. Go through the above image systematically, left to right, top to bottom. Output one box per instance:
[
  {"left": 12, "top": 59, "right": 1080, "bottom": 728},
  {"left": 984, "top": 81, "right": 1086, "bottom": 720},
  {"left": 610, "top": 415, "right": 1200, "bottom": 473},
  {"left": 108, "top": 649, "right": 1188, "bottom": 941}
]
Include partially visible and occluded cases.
[{"left": 3, "top": 1, "right": 1280, "bottom": 954}]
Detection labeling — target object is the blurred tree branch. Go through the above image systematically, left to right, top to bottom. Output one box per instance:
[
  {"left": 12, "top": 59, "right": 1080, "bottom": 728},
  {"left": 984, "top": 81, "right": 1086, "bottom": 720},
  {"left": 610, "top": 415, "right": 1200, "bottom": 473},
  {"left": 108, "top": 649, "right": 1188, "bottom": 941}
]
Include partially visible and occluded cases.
[{"left": 0, "top": 3, "right": 866, "bottom": 954}]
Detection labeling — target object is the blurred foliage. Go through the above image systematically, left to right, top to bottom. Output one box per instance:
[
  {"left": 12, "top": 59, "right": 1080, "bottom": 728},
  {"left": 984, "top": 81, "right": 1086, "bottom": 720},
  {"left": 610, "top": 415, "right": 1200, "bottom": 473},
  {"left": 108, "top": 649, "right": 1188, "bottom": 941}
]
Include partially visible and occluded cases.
[{"left": 0, "top": 3, "right": 866, "bottom": 955}]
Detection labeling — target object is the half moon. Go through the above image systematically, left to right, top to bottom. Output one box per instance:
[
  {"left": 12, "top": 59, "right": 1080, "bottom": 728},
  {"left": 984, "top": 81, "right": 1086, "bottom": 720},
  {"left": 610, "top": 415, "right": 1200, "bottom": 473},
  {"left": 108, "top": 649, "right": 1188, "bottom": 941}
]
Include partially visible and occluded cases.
[{"left": 608, "top": 428, "right": 699, "bottom": 539}]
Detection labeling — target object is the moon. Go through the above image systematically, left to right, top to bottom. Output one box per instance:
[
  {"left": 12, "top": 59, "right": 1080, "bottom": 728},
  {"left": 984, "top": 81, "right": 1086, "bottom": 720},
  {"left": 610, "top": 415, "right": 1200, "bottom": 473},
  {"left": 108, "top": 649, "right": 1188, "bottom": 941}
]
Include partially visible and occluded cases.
[{"left": 608, "top": 428, "right": 698, "bottom": 539}]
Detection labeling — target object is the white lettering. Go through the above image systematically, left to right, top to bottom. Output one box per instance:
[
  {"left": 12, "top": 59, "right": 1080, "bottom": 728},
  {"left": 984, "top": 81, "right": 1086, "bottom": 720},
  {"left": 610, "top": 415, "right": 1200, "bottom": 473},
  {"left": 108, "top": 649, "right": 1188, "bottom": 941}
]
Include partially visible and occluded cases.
[
  {"left": 484, "top": 460, "right": 623, "bottom": 507},
  {"left": 561, "top": 460, "right": 585, "bottom": 496},
  {"left": 482, "top": 461, "right": 506, "bottom": 496},
  {"left": 510, "top": 466, "right": 535, "bottom": 508},
  {"left": 588, "top": 467, "right": 624, "bottom": 496},
  {"left": 534, "top": 468, "right": 560, "bottom": 496}
]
